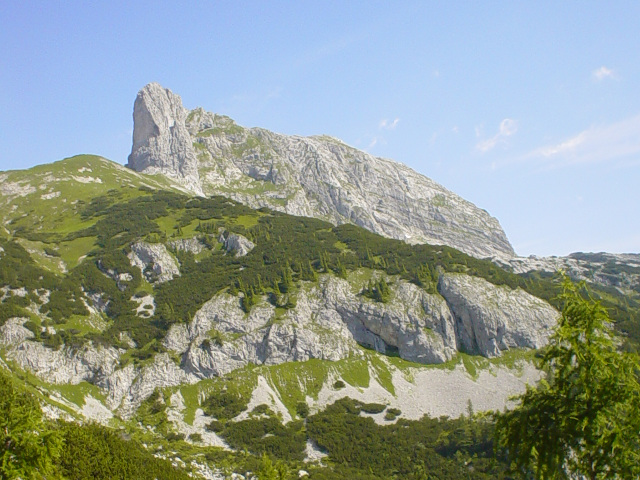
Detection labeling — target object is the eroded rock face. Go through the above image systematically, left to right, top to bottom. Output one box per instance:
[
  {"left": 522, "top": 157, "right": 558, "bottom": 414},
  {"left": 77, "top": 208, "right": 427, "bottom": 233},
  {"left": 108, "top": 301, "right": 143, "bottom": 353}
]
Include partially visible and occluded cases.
[
  {"left": 126, "top": 83, "right": 202, "bottom": 194},
  {"left": 127, "top": 83, "right": 515, "bottom": 260},
  {"left": 220, "top": 233, "right": 255, "bottom": 257},
  {"left": 169, "top": 236, "right": 206, "bottom": 255},
  {"left": 128, "top": 241, "right": 180, "bottom": 283},
  {"left": 2, "top": 272, "right": 558, "bottom": 418},
  {"left": 173, "top": 273, "right": 557, "bottom": 378},
  {"left": 438, "top": 273, "right": 559, "bottom": 357},
  {"left": 0, "top": 317, "right": 34, "bottom": 347},
  {"left": 7, "top": 341, "right": 122, "bottom": 385}
]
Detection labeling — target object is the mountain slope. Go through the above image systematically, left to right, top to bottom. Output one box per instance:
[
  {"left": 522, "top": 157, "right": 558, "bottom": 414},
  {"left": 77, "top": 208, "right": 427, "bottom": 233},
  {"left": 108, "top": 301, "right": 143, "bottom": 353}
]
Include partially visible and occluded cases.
[
  {"left": 127, "top": 83, "right": 515, "bottom": 260},
  {"left": 1, "top": 157, "right": 638, "bottom": 479},
  {"left": 0, "top": 158, "right": 568, "bottom": 421}
]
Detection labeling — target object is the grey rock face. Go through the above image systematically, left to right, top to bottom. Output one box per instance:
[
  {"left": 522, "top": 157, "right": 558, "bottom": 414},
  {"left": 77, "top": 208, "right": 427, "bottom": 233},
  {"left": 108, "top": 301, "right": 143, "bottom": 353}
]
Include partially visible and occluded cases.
[
  {"left": 126, "top": 83, "right": 202, "bottom": 194},
  {"left": 127, "top": 84, "right": 514, "bottom": 260},
  {"left": 220, "top": 232, "right": 255, "bottom": 257},
  {"left": 169, "top": 236, "right": 206, "bottom": 255},
  {"left": 128, "top": 241, "right": 180, "bottom": 283},
  {"left": 503, "top": 252, "right": 640, "bottom": 293},
  {"left": 177, "top": 272, "right": 557, "bottom": 378},
  {"left": 438, "top": 273, "right": 559, "bottom": 357},
  {"left": 0, "top": 317, "right": 34, "bottom": 347},
  {"left": 4, "top": 337, "right": 197, "bottom": 417},
  {"left": 7, "top": 341, "right": 122, "bottom": 385},
  {"left": 113, "top": 354, "right": 198, "bottom": 418}
]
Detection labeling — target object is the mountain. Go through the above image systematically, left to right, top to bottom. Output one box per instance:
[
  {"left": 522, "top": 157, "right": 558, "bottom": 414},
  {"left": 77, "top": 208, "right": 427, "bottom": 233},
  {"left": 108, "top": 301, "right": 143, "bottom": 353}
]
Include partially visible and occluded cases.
[
  {"left": 127, "top": 83, "right": 515, "bottom": 260},
  {"left": 1, "top": 86, "right": 639, "bottom": 479},
  {"left": 0, "top": 156, "right": 559, "bottom": 417}
]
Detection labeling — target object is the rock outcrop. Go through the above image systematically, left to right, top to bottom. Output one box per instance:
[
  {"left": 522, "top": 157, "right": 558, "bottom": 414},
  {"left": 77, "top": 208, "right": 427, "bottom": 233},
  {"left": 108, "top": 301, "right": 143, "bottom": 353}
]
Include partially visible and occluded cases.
[
  {"left": 126, "top": 83, "right": 202, "bottom": 194},
  {"left": 127, "top": 83, "right": 514, "bottom": 260},
  {"left": 220, "top": 232, "right": 255, "bottom": 257},
  {"left": 169, "top": 236, "right": 206, "bottom": 255},
  {"left": 128, "top": 241, "right": 180, "bottom": 283},
  {"left": 2, "top": 272, "right": 558, "bottom": 417},
  {"left": 166, "top": 273, "right": 557, "bottom": 379},
  {"left": 438, "top": 273, "right": 558, "bottom": 356},
  {"left": 0, "top": 317, "right": 34, "bottom": 347}
]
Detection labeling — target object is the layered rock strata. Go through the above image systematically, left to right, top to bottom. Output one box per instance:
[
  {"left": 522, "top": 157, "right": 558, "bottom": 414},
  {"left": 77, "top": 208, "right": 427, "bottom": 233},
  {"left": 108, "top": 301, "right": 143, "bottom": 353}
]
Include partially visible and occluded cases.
[{"left": 127, "top": 83, "right": 514, "bottom": 260}]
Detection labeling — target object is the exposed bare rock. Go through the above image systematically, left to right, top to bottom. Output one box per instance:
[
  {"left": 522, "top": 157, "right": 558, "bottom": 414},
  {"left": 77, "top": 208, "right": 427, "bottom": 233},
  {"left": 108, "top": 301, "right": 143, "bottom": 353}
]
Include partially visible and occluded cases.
[
  {"left": 126, "top": 83, "right": 202, "bottom": 194},
  {"left": 127, "top": 83, "right": 514, "bottom": 260},
  {"left": 219, "top": 232, "right": 255, "bottom": 257},
  {"left": 169, "top": 236, "right": 206, "bottom": 255},
  {"left": 128, "top": 241, "right": 180, "bottom": 283},
  {"left": 503, "top": 252, "right": 640, "bottom": 293},
  {"left": 176, "top": 272, "right": 557, "bottom": 378},
  {"left": 438, "top": 273, "right": 559, "bottom": 357},
  {"left": 86, "top": 291, "right": 109, "bottom": 313},
  {"left": 131, "top": 294, "right": 155, "bottom": 318},
  {"left": 0, "top": 317, "right": 34, "bottom": 347},
  {"left": 163, "top": 323, "right": 190, "bottom": 354},
  {"left": 7, "top": 341, "right": 122, "bottom": 385},
  {"left": 115, "top": 354, "right": 198, "bottom": 418}
]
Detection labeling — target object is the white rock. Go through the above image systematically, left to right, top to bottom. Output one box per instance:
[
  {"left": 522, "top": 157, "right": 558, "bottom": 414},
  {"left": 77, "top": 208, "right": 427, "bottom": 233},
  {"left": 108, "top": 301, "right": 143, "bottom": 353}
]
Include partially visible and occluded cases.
[
  {"left": 126, "top": 83, "right": 203, "bottom": 194},
  {"left": 127, "top": 83, "right": 514, "bottom": 260},
  {"left": 220, "top": 233, "right": 255, "bottom": 257},
  {"left": 169, "top": 236, "right": 206, "bottom": 255},
  {"left": 128, "top": 241, "right": 180, "bottom": 283},
  {"left": 174, "top": 271, "right": 557, "bottom": 379},
  {"left": 438, "top": 273, "right": 559, "bottom": 357},
  {"left": 0, "top": 317, "right": 34, "bottom": 347},
  {"left": 7, "top": 341, "right": 122, "bottom": 385}
]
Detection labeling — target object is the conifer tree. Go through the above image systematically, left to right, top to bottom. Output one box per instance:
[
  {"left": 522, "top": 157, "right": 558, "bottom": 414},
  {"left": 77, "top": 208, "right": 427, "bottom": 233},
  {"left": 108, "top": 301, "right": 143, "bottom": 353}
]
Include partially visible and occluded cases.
[
  {"left": 495, "top": 277, "right": 640, "bottom": 479},
  {"left": 0, "top": 371, "right": 62, "bottom": 479}
]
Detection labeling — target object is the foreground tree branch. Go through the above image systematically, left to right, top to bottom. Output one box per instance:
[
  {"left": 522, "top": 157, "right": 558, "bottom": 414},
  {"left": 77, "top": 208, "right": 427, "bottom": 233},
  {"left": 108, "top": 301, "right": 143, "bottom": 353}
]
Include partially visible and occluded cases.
[{"left": 495, "top": 276, "right": 640, "bottom": 479}]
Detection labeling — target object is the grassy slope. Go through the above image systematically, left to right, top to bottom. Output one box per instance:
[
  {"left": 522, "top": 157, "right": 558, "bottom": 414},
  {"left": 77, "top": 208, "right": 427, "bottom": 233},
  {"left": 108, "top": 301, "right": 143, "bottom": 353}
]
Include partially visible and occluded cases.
[
  {"left": 0, "top": 155, "right": 184, "bottom": 270},
  {"left": 1, "top": 155, "right": 637, "bottom": 478}
]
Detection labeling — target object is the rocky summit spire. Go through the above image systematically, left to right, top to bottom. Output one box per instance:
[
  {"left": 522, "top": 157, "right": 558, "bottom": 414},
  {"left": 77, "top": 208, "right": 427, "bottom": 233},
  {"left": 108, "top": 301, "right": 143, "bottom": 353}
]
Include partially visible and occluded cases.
[
  {"left": 127, "top": 83, "right": 202, "bottom": 194},
  {"left": 127, "top": 83, "right": 515, "bottom": 260}
]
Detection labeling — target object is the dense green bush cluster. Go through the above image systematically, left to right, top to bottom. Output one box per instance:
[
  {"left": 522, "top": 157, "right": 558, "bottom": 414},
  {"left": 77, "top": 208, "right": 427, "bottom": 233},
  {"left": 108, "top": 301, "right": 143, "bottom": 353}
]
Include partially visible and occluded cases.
[
  {"left": 202, "top": 387, "right": 249, "bottom": 421},
  {"left": 204, "top": 396, "right": 509, "bottom": 479},
  {"left": 306, "top": 398, "right": 507, "bottom": 479},
  {"left": 218, "top": 417, "right": 307, "bottom": 461},
  {"left": 57, "top": 422, "right": 191, "bottom": 480}
]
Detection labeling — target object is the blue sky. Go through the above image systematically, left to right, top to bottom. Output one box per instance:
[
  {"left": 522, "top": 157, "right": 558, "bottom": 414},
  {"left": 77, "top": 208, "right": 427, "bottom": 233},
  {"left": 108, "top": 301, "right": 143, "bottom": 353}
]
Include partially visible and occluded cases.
[{"left": 1, "top": 1, "right": 639, "bottom": 256}]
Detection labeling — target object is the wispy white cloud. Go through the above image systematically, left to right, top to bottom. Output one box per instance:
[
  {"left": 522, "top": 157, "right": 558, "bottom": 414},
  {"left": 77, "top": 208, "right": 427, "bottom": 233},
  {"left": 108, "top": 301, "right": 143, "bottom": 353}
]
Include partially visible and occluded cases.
[
  {"left": 593, "top": 66, "right": 615, "bottom": 81},
  {"left": 523, "top": 114, "right": 640, "bottom": 169},
  {"left": 379, "top": 118, "right": 400, "bottom": 130},
  {"left": 476, "top": 118, "right": 518, "bottom": 152},
  {"left": 368, "top": 137, "right": 378, "bottom": 149}
]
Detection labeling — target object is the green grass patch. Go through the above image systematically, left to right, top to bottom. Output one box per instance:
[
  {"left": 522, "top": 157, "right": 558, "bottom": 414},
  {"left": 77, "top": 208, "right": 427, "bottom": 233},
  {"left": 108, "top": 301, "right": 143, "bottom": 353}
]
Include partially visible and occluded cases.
[
  {"left": 58, "top": 236, "right": 97, "bottom": 268},
  {"left": 367, "top": 354, "right": 395, "bottom": 395}
]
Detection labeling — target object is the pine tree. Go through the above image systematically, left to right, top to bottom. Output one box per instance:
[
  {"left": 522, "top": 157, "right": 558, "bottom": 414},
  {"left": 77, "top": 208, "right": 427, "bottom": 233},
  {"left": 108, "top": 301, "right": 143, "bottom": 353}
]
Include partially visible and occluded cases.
[
  {"left": 495, "top": 277, "right": 640, "bottom": 479},
  {"left": 0, "top": 371, "right": 63, "bottom": 479}
]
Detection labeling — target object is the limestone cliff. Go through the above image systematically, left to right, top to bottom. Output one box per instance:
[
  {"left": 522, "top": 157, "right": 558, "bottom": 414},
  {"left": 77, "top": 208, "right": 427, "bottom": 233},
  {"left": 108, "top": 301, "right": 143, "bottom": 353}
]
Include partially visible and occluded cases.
[
  {"left": 127, "top": 83, "right": 514, "bottom": 260},
  {"left": 127, "top": 83, "right": 203, "bottom": 194},
  {"left": 2, "top": 272, "right": 558, "bottom": 417}
]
